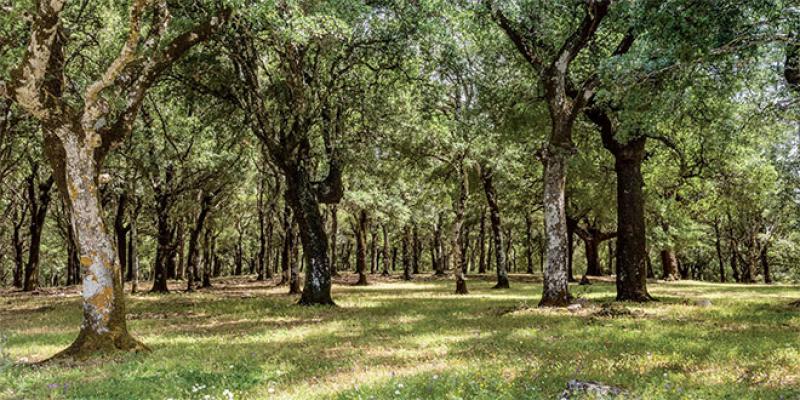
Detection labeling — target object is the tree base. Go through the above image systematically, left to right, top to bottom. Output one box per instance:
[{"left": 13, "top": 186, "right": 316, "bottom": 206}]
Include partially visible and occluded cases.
[
  {"left": 381, "top": 271, "right": 390, "bottom": 277},
  {"left": 354, "top": 276, "right": 369, "bottom": 286},
  {"left": 492, "top": 278, "right": 510, "bottom": 289},
  {"left": 455, "top": 281, "right": 469, "bottom": 294},
  {"left": 539, "top": 289, "right": 572, "bottom": 307},
  {"left": 616, "top": 292, "right": 655, "bottom": 302},
  {"left": 298, "top": 294, "right": 336, "bottom": 306},
  {"left": 46, "top": 330, "right": 149, "bottom": 362}
]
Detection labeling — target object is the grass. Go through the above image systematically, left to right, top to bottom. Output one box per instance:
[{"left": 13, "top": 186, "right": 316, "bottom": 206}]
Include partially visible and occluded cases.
[{"left": 1, "top": 274, "right": 799, "bottom": 399}]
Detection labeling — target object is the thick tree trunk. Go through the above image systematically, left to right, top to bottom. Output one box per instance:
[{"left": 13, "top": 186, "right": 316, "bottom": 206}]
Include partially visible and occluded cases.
[
  {"left": 45, "top": 127, "right": 145, "bottom": 357},
  {"left": 613, "top": 142, "right": 652, "bottom": 301},
  {"left": 540, "top": 147, "right": 570, "bottom": 306},
  {"left": 283, "top": 164, "right": 334, "bottom": 305},
  {"left": 481, "top": 166, "right": 510, "bottom": 288},
  {"left": 24, "top": 172, "right": 54, "bottom": 291},
  {"left": 355, "top": 209, "right": 369, "bottom": 285},
  {"left": 382, "top": 224, "right": 391, "bottom": 276},
  {"left": 584, "top": 238, "right": 601, "bottom": 276},
  {"left": 660, "top": 250, "right": 679, "bottom": 281}
]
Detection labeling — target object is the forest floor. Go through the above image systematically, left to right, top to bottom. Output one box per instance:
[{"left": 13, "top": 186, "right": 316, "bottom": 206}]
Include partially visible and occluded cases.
[{"left": 1, "top": 274, "right": 799, "bottom": 400}]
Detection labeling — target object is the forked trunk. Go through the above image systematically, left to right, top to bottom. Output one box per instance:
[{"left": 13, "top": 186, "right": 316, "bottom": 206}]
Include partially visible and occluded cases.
[{"left": 45, "top": 127, "right": 145, "bottom": 358}]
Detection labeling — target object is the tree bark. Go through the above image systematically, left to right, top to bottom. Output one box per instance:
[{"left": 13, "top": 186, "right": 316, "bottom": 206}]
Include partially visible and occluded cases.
[
  {"left": 540, "top": 146, "right": 570, "bottom": 306},
  {"left": 453, "top": 163, "right": 468, "bottom": 294},
  {"left": 151, "top": 165, "right": 174, "bottom": 293},
  {"left": 481, "top": 166, "right": 509, "bottom": 288},
  {"left": 23, "top": 170, "right": 54, "bottom": 291},
  {"left": 114, "top": 192, "right": 129, "bottom": 285},
  {"left": 186, "top": 192, "right": 212, "bottom": 292},
  {"left": 354, "top": 209, "right": 369, "bottom": 285},
  {"left": 479, "top": 209, "right": 487, "bottom": 274},
  {"left": 129, "top": 212, "right": 140, "bottom": 294},
  {"left": 433, "top": 214, "right": 445, "bottom": 275},
  {"left": 713, "top": 220, "right": 726, "bottom": 283},
  {"left": 289, "top": 223, "right": 302, "bottom": 294},
  {"left": 382, "top": 224, "right": 391, "bottom": 276},
  {"left": 370, "top": 225, "right": 378, "bottom": 274},
  {"left": 402, "top": 225, "right": 413, "bottom": 281},
  {"left": 202, "top": 226, "right": 213, "bottom": 288},
  {"left": 761, "top": 241, "right": 771, "bottom": 284},
  {"left": 660, "top": 250, "right": 679, "bottom": 281}
]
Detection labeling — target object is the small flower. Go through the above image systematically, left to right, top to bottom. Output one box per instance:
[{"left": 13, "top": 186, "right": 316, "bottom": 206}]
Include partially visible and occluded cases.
[
  {"left": 397, "top": 383, "right": 404, "bottom": 388},
  {"left": 268, "top": 387, "right": 275, "bottom": 394},
  {"left": 223, "top": 389, "right": 234, "bottom": 400},
  {"left": 395, "top": 390, "right": 401, "bottom": 395}
]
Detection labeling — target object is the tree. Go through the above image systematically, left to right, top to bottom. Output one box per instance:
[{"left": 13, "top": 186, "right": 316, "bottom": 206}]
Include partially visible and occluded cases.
[{"left": 0, "top": 0, "right": 230, "bottom": 357}]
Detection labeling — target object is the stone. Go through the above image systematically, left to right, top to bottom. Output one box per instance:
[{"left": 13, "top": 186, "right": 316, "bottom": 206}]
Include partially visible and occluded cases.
[
  {"left": 567, "top": 303, "right": 582, "bottom": 312},
  {"left": 559, "top": 380, "right": 627, "bottom": 399}
]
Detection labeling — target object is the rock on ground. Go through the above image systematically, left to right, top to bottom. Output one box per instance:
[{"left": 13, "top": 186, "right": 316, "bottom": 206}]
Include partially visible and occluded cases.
[{"left": 559, "top": 380, "right": 626, "bottom": 399}]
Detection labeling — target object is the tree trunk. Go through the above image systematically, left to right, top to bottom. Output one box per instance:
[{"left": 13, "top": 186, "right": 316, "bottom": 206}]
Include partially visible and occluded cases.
[
  {"left": 44, "top": 127, "right": 145, "bottom": 357},
  {"left": 540, "top": 146, "right": 570, "bottom": 306},
  {"left": 453, "top": 163, "right": 468, "bottom": 294},
  {"left": 151, "top": 166, "right": 174, "bottom": 293},
  {"left": 481, "top": 166, "right": 510, "bottom": 288},
  {"left": 24, "top": 171, "right": 55, "bottom": 292},
  {"left": 113, "top": 192, "right": 129, "bottom": 287},
  {"left": 186, "top": 192, "right": 212, "bottom": 292},
  {"left": 12, "top": 204, "right": 27, "bottom": 289},
  {"left": 330, "top": 205, "right": 339, "bottom": 277},
  {"left": 355, "top": 209, "right": 369, "bottom": 285},
  {"left": 479, "top": 209, "right": 487, "bottom": 274},
  {"left": 129, "top": 212, "right": 139, "bottom": 294},
  {"left": 433, "top": 214, "right": 445, "bottom": 275},
  {"left": 525, "top": 214, "right": 534, "bottom": 274},
  {"left": 566, "top": 217, "right": 576, "bottom": 283},
  {"left": 713, "top": 220, "right": 726, "bottom": 283},
  {"left": 175, "top": 222, "right": 185, "bottom": 280},
  {"left": 289, "top": 223, "right": 302, "bottom": 294},
  {"left": 382, "top": 224, "right": 391, "bottom": 276},
  {"left": 412, "top": 224, "right": 420, "bottom": 275},
  {"left": 370, "top": 225, "right": 378, "bottom": 274},
  {"left": 402, "top": 225, "right": 413, "bottom": 281},
  {"left": 202, "top": 227, "right": 213, "bottom": 288},
  {"left": 584, "top": 238, "right": 601, "bottom": 276},
  {"left": 761, "top": 241, "right": 771, "bottom": 284},
  {"left": 661, "top": 250, "right": 679, "bottom": 281}
]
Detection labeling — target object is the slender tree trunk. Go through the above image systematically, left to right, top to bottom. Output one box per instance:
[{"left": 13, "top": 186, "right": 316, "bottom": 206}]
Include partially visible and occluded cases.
[
  {"left": 453, "top": 163, "right": 468, "bottom": 294},
  {"left": 481, "top": 166, "right": 510, "bottom": 288},
  {"left": 151, "top": 168, "right": 173, "bottom": 293},
  {"left": 24, "top": 172, "right": 55, "bottom": 291},
  {"left": 113, "top": 192, "right": 129, "bottom": 286},
  {"left": 186, "top": 192, "right": 212, "bottom": 292},
  {"left": 280, "top": 204, "right": 291, "bottom": 285},
  {"left": 329, "top": 204, "right": 339, "bottom": 278},
  {"left": 12, "top": 205, "right": 26, "bottom": 289},
  {"left": 355, "top": 209, "right": 369, "bottom": 285},
  {"left": 479, "top": 210, "right": 487, "bottom": 274},
  {"left": 129, "top": 213, "right": 139, "bottom": 294},
  {"left": 433, "top": 214, "right": 445, "bottom": 275},
  {"left": 525, "top": 214, "right": 534, "bottom": 274},
  {"left": 566, "top": 218, "right": 576, "bottom": 283},
  {"left": 713, "top": 220, "right": 726, "bottom": 283},
  {"left": 175, "top": 222, "right": 185, "bottom": 280},
  {"left": 289, "top": 223, "right": 302, "bottom": 294},
  {"left": 381, "top": 224, "right": 391, "bottom": 276},
  {"left": 412, "top": 224, "right": 420, "bottom": 275},
  {"left": 370, "top": 225, "right": 378, "bottom": 274},
  {"left": 402, "top": 225, "right": 412, "bottom": 281},
  {"left": 202, "top": 227, "right": 213, "bottom": 288},
  {"left": 761, "top": 242, "right": 771, "bottom": 284}
]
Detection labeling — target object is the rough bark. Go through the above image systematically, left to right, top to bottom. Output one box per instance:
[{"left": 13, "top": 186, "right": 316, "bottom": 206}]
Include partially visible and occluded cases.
[
  {"left": 540, "top": 147, "right": 570, "bottom": 306},
  {"left": 151, "top": 164, "right": 174, "bottom": 293},
  {"left": 113, "top": 192, "right": 129, "bottom": 285},
  {"left": 12, "top": 202, "right": 27, "bottom": 288},
  {"left": 129, "top": 209, "right": 140, "bottom": 294},
  {"left": 479, "top": 209, "right": 487, "bottom": 274},
  {"left": 433, "top": 214, "right": 445, "bottom": 275},
  {"left": 525, "top": 214, "right": 534, "bottom": 274},
  {"left": 289, "top": 223, "right": 302, "bottom": 294},
  {"left": 412, "top": 224, "right": 420, "bottom": 275},
  {"left": 370, "top": 225, "right": 378, "bottom": 275},
  {"left": 402, "top": 225, "right": 413, "bottom": 281},
  {"left": 202, "top": 226, "right": 213, "bottom": 288},
  {"left": 761, "top": 242, "right": 771, "bottom": 284},
  {"left": 660, "top": 250, "right": 679, "bottom": 281}
]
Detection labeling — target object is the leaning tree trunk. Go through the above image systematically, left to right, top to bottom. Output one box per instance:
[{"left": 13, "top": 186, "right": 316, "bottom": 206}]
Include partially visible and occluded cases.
[
  {"left": 539, "top": 144, "right": 570, "bottom": 306},
  {"left": 283, "top": 163, "right": 334, "bottom": 305},
  {"left": 481, "top": 166, "right": 509, "bottom": 289},
  {"left": 354, "top": 209, "right": 369, "bottom": 286}
]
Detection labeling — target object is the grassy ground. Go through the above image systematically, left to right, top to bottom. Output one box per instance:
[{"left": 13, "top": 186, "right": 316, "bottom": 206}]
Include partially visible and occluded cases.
[{"left": 1, "top": 274, "right": 799, "bottom": 400}]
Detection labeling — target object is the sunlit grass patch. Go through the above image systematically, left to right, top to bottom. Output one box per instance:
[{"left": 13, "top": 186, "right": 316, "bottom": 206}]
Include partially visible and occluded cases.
[{"left": 1, "top": 275, "right": 799, "bottom": 399}]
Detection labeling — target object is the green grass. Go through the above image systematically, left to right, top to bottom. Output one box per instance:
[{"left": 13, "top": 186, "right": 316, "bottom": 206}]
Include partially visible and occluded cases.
[{"left": 1, "top": 275, "right": 799, "bottom": 399}]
